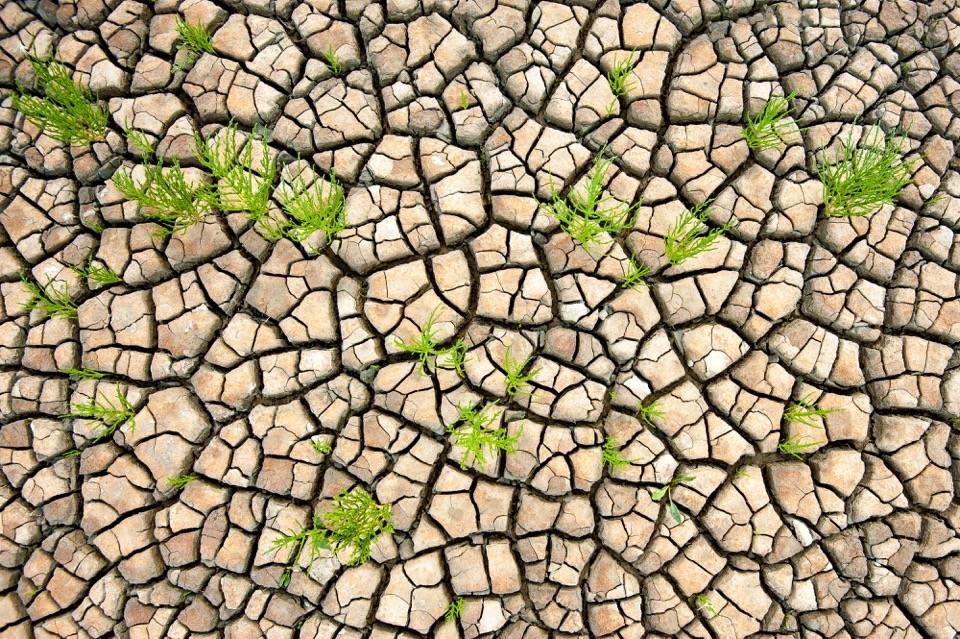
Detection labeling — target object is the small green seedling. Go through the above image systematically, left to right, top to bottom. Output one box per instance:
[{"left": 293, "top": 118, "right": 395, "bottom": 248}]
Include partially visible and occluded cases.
[
  {"left": 176, "top": 16, "right": 214, "bottom": 56},
  {"left": 322, "top": 47, "right": 343, "bottom": 76},
  {"left": 13, "top": 51, "right": 108, "bottom": 145},
  {"left": 606, "top": 51, "right": 637, "bottom": 98},
  {"left": 457, "top": 90, "right": 470, "bottom": 111},
  {"left": 742, "top": 92, "right": 801, "bottom": 151},
  {"left": 818, "top": 126, "right": 914, "bottom": 218},
  {"left": 539, "top": 152, "right": 640, "bottom": 255},
  {"left": 276, "top": 168, "right": 346, "bottom": 249},
  {"left": 664, "top": 200, "right": 732, "bottom": 266},
  {"left": 621, "top": 253, "right": 651, "bottom": 290},
  {"left": 72, "top": 258, "right": 121, "bottom": 285},
  {"left": 20, "top": 272, "right": 77, "bottom": 319},
  {"left": 394, "top": 308, "right": 464, "bottom": 376},
  {"left": 437, "top": 338, "right": 468, "bottom": 377},
  {"left": 501, "top": 346, "right": 540, "bottom": 398},
  {"left": 61, "top": 367, "right": 107, "bottom": 380},
  {"left": 64, "top": 385, "right": 136, "bottom": 441},
  {"left": 784, "top": 395, "right": 836, "bottom": 429},
  {"left": 636, "top": 400, "right": 663, "bottom": 428},
  {"left": 447, "top": 402, "right": 519, "bottom": 471},
  {"left": 601, "top": 435, "right": 633, "bottom": 470},
  {"left": 778, "top": 436, "right": 824, "bottom": 460},
  {"left": 311, "top": 438, "right": 332, "bottom": 455},
  {"left": 61, "top": 448, "right": 82, "bottom": 459},
  {"left": 733, "top": 467, "right": 749, "bottom": 479},
  {"left": 167, "top": 474, "right": 197, "bottom": 490},
  {"left": 651, "top": 474, "right": 695, "bottom": 524},
  {"left": 270, "top": 487, "right": 393, "bottom": 587},
  {"left": 696, "top": 594, "right": 719, "bottom": 618},
  {"left": 445, "top": 597, "right": 464, "bottom": 622}
]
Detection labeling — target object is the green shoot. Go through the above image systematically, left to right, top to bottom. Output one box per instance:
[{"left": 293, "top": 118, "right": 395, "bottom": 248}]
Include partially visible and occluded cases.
[
  {"left": 176, "top": 16, "right": 214, "bottom": 56},
  {"left": 322, "top": 47, "right": 343, "bottom": 76},
  {"left": 606, "top": 51, "right": 637, "bottom": 98},
  {"left": 13, "top": 52, "right": 107, "bottom": 145},
  {"left": 457, "top": 90, "right": 470, "bottom": 111},
  {"left": 742, "top": 92, "right": 801, "bottom": 151},
  {"left": 195, "top": 123, "right": 276, "bottom": 225},
  {"left": 818, "top": 126, "right": 914, "bottom": 218},
  {"left": 126, "top": 128, "right": 154, "bottom": 156},
  {"left": 538, "top": 153, "right": 640, "bottom": 255},
  {"left": 276, "top": 168, "right": 346, "bottom": 249},
  {"left": 663, "top": 200, "right": 732, "bottom": 266},
  {"left": 621, "top": 253, "right": 650, "bottom": 290},
  {"left": 72, "top": 258, "right": 121, "bottom": 285},
  {"left": 20, "top": 272, "right": 77, "bottom": 319},
  {"left": 393, "top": 308, "right": 463, "bottom": 376},
  {"left": 436, "top": 338, "right": 468, "bottom": 378},
  {"left": 501, "top": 346, "right": 540, "bottom": 398},
  {"left": 61, "top": 367, "right": 107, "bottom": 380},
  {"left": 64, "top": 385, "right": 136, "bottom": 441},
  {"left": 783, "top": 395, "right": 836, "bottom": 429},
  {"left": 636, "top": 400, "right": 663, "bottom": 427},
  {"left": 447, "top": 403, "right": 519, "bottom": 470},
  {"left": 601, "top": 435, "right": 633, "bottom": 470},
  {"left": 778, "top": 436, "right": 824, "bottom": 460},
  {"left": 311, "top": 438, "right": 332, "bottom": 455},
  {"left": 61, "top": 448, "right": 82, "bottom": 459},
  {"left": 733, "top": 467, "right": 749, "bottom": 479},
  {"left": 651, "top": 473, "right": 695, "bottom": 524},
  {"left": 166, "top": 474, "right": 197, "bottom": 490},
  {"left": 270, "top": 487, "right": 392, "bottom": 586},
  {"left": 696, "top": 594, "right": 719, "bottom": 618},
  {"left": 445, "top": 597, "right": 464, "bottom": 622}
]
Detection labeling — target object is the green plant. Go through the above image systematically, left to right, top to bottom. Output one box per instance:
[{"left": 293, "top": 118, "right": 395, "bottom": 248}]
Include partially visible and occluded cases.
[
  {"left": 176, "top": 16, "right": 214, "bottom": 56},
  {"left": 322, "top": 47, "right": 343, "bottom": 76},
  {"left": 13, "top": 51, "right": 107, "bottom": 145},
  {"left": 606, "top": 51, "right": 637, "bottom": 98},
  {"left": 457, "top": 90, "right": 470, "bottom": 111},
  {"left": 742, "top": 92, "right": 801, "bottom": 151},
  {"left": 195, "top": 123, "right": 277, "bottom": 226},
  {"left": 818, "top": 126, "right": 913, "bottom": 218},
  {"left": 126, "top": 127, "right": 154, "bottom": 156},
  {"left": 113, "top": 135, "right": 213, "bottom": 236},
  {"left": 538, "top": 153, "right": 640, "bottom": 255},
  {"left": 276, "top": 168, "right": 346, "bottom": 248},
  {"left": 663, "top": 200, "right": 732, "bottom": 266},
  {"left": 621, "top": 253, "right": 650, "bottom": 290},
  {"left": 72, "top": 258, "right": 121, "bottom": 285},
  {"left": 20, "top": 272, "right": 77, "bottom": 319},
  {"left": 394, "top": 308, "right": 464, "bottom": 376},
  {"left": 437, "top": 338, "right": 468, "bottom": 377},
  {"left": 501, "top": 346, "right": 540, "bottom": 398},
  {"left": 61, "top": 367, "right": 107, "bottom": 380},
  {"left": 64, "top": 385, "right": 136, "bottom": 441},
  {"left": 784, "top": 395, "right": 836, "bottom": 429},
  {"left": 636, "top": 400, "right": 663, "bottom": 427},
  {"left": 447, "top": 402, "right": 519, "bottom": 470},
  {"left": 601, "top": 435, "right": 633, "bottom": 470},
  {"left": 778, "top": 436, "right": 824, "bottom": 460},
  {"left": 311, "top": 438, "right": 332, "bottom": 455},
  {"left": 61, "top": 448, "right": 82, "bottom": 458},
  {"left": 733, "top": 467, "right": 749, "bottom": 479},
  {"left": 651, "top": 473, "right": 695, "bottom": 524},
  {"left": 167, "top": 474, "right": 197, "bottom": 490},
  {"left": 270, "top": 487, "right": 393, "bottom": 586},
  {"left": 696, "top": 594, "right": 719, "bottom": 618},
  {"left": 445, "top": 597, "right": 464, "bottom": 622}
]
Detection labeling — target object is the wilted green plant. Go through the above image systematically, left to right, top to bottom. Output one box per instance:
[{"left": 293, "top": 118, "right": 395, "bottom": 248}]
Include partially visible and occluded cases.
[
  {"left": 176, "top": 16, "right": 214, "bottom": 56},
  {"left": 322, "top": 47, "right": 343, "bottom": 76},
  {"left": 13, "top": 51, "right": 108, "bottom": 145},
  {"left": 606, "top": 51, "right": 637, "bottom": 98},
  {"left": 742, "top": 92, "right": 801, "bottom": 151},
  {"left": 195, "top": 122, "right": 276, "bottom": 226},
  {"left": 818, "top": 126, "right": 913, "bottom": 218},
  {"left": 539, "top": 153, "right": 640, "bottom": 254},
  {"left": 276, "top": 168, "right": 346, "bottom": 248},
  {"left": 664, "top": 200, "right": 732, "bottom": 266},
  {"left": 621, "top": 253, "right": 651, "bottom": 290},
  {"left": 72, "top": 258, "right": 121, "bottom": 285},
  {"left": 20, "top": 272, "right": 77, "bottom": 319},
  {"left": 394, "top": 308, "right": 464, "bottom": 376},
  {"left": 501, "top": 346, "right": 539, "bottom": 398},
  {"left": 61, "top": 367, "right": 106, "bottom": 380},
  {"left": 64, "top": 385, "right": 136, "bottom": 441},
  {"left": 784, "top": 395, "right": 836, "bottom": 429},
  {"left": 636, "top": 399, "right": 663, "bottom": 427},
  {"left": 447, "top": 402, "right": 518, "bottom": 470},
  {"left": 601, "top": 435, "right": 633, "bottom": 470},
  {"left": 778, "top": 436, "right": 824, "bottom": 460},
  {"left": 311, "top": 438, "right": 332, "bottom": 455},
  {"left": 651, "top": 473, "right": 695, "bottom": 524},
  {"left": 167, "top": 474, "right": 197, "bottom": 490},
  {"left": 270, "top": 487, "right": 393, "bottom": 587},
  {"left": 445, "top": 597, "right": 464, "bottom": 622}
]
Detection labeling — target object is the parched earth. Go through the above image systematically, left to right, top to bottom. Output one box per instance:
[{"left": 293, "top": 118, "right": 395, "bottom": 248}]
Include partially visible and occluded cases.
[{"left": 2, "top": 0, "right": 960, "bottom": 638}]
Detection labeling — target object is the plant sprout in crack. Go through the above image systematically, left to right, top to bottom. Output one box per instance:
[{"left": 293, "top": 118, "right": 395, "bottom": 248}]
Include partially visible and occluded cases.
[
  {"left": 176, "top": 16, "right": 214, "bottom": 58},
  {"left": 742, "top": 92, "right": 802, "bottom": 151},
  {"left": 538, "top": 152, "right": 640, "bottom": 255},
  {"left": 275, "top": 166, "right": 346, "bottom": 249},
  {"left": 663, "top": 200, "right": 733, "bottom": 266},
  {"left": 620, "top": 252, "right": 651, "bottom": 290},
  {"left": 72, "top": 258, "right": 121, "bottom": 285},
  {"left": 20, "top": 272, "right": 77, "bottom": 319},
  {"left": 394, "top": 308, "right": 465, "bottom": 377},
  {"left": 501, "top": 346, "right": 540, "bottom": 399},
  {"left": 61, "top": 367, "right": 107, "bottom": 380},
  {"left": 63, "top": 385, "right": 136, "bottom": 441},
  {"left": 784, "top": 395, "right": 836, "bottom": 429},
  {"left": 636, "top": 399, "right": 664, "bottom": 428},
  {"left": 447, "top": 402, "right": 519, "bottom": 471},
  {"left": 601, "top": 435, "right": 633, "bottom": 470},
  {"left": 778, "top": 435, "right": 824, "bottom": 461},
  {"left": 651, "top": 473, "right": 696, "bottom": 524},
  {"left": 167, "top": 474, "right": 197, "bottom": 491},
  {"left": 269, "top": 487, "right": 393, "bottom": 588},
  {"left": 696, "top": 594, "right": 719, "bottom": 619},
  {"left": 445, "top": 597, "right": 464, "bottom": 622}
]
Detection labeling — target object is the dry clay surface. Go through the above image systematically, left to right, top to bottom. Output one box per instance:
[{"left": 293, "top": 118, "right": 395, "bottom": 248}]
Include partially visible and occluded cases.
[{"left": 2, "top": 0, "right": 960, "bottom": 638}]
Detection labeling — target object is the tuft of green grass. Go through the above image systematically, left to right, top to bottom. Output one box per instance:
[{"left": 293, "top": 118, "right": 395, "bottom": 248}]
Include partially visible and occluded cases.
[
  {"left": 176, "top": 16, "right": 215, "bottom": 56},
  {"left": 322, "top": 47, "right": 343, "bottom": 76},
  {"left": 13, "top": 51, "right": 108, "bottom": 145},
  {"left": 606, "top": 51, "right": 637, "bottom": 98},
  {"left": 742, "top": 92, "right": 801, "bottom": 151},
  {"left": 818, "top": 126, "right": 914, "bottom": 218},
  {"left": 114, "top": 131, "right": 213, "bottom": 236},
  {"left": 538, "top": 153, "right": 640, "bottom": 255},
  {"left": 276, "top": 167, "right": 346, "bottom": 249},
  {"left": 663, "top": 200, "right": 732, "bottom": 266},
  {"left": 621, "top": 253, "right": 651, "bottom": 290},
  {"left": 72, "top": 258, "right": 121, "bottom": 285},
  {"left": 20, "top": 272, "right": 77, "bottom": 319},
  {"left": 394, "top": 308, "right": 465, "bottom": 376},
  {"left": 501, "top": 346, "right": 540, "bottom": 399},
  {"left": 61, "top": 367, "right": 107, "bottom": 380},
  {"left": 63, "top": 385, "right": 136, "bottom": 441},
  {"left": 784, "top": 395, "right": 836, "bottom": 429},
  {"left": 636, "top": 399, "right": 663, "bottom": 427},
  {"left": 447, "top": 402, "right": 519, "bottom": 471},
  {"left": 601, "top": 435, "right": 633, "bottom": 470},
  {"left": 778, "top": 436, "right": 824, "bottom": 460},
  {"left": 311, "top": 438, "right": 332, "bottom": 455},
  {"left": 61, "top": 448, "right": 82, "bottom": 459},
  {"left": 651, "top": 473, "right": 695, "bottom": 524},
  {"left": 167, "top": 474, "right": 197, "bottom": 490},
  {"left": 270, "top": 487, "right": 392, "bottom": 587},
  {"left": 696, "top": 594, "right": 719, "bottom": 618},
  {"left": 445, "top": 597, "right": 464, "bottom": 622}
]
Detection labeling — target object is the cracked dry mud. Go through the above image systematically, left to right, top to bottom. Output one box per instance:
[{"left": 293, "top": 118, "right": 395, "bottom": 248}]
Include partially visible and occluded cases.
[{"left": 2, "top": 0, "right": 960, "bottom": 638}]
